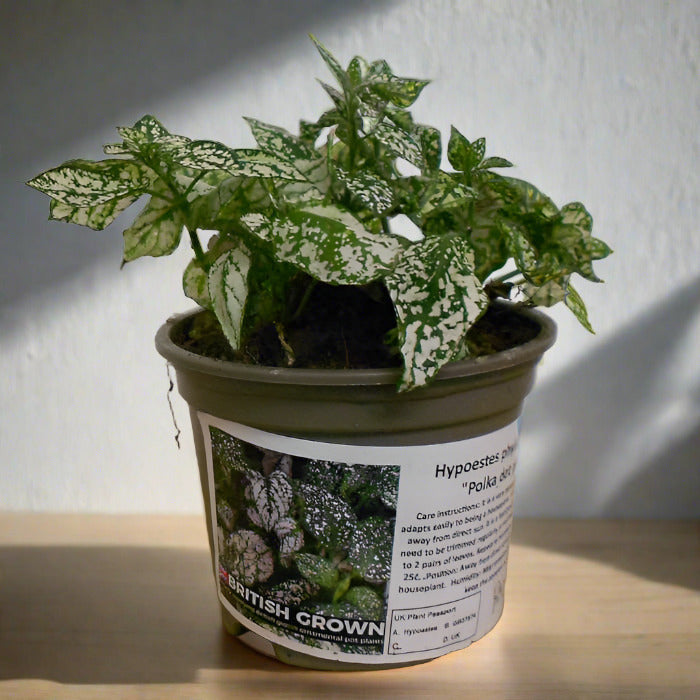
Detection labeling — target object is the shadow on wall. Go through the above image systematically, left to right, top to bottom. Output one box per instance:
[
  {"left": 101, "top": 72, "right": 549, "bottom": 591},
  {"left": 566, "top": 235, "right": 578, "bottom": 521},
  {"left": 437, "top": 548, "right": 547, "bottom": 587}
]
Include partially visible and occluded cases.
[
  {"left": 2, "top": 0, "right": 393, "bottom": 311},
  {"left": 519, "top": 273, "right": 700, "bottom": 518}
]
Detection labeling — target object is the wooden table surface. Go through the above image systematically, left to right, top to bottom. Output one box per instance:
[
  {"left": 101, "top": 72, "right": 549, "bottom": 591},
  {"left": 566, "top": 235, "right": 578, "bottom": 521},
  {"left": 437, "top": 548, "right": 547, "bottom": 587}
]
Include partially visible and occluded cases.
[{"left": 0, "top": 514, "right": 697, "bottom": 699}]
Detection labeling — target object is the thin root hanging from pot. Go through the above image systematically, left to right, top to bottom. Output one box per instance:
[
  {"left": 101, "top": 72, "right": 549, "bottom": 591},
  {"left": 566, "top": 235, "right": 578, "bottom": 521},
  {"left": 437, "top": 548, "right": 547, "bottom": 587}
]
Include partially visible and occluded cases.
[{"left": 166, "top": 362, "right": 182, "bottom": 449}]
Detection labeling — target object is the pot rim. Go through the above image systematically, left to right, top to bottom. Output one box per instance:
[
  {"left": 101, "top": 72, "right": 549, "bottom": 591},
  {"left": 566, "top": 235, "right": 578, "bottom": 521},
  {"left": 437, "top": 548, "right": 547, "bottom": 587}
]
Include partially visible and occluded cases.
[{"left": 155, "top": 302, "right": 557, "bottom": 388}]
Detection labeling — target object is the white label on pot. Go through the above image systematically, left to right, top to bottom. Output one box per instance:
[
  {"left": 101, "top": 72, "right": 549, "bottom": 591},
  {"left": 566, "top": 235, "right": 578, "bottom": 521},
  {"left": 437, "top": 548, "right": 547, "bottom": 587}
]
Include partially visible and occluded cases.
[{"left": 199, "top": 412, "right": 519, "bottom": 665}]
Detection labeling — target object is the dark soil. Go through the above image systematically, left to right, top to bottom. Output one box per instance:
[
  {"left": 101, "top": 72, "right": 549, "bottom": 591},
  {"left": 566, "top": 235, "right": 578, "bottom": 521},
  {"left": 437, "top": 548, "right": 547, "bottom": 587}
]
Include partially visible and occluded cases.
[{"left": 173, "top": 282, "right": 540, "bottom": 369}]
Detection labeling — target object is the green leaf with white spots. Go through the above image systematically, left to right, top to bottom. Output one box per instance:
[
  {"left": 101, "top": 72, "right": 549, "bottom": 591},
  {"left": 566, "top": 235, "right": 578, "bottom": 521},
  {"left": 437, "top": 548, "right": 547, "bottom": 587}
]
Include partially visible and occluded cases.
[
  {"left": 310, "top": 35, "right": 351, "bottom": 93},
  {"left": 28, "top": 38, "right": 613, "bottom": 392},
  {"left": 347, "top": 55, "right": 369, "bottom": 86},
  {"left": 362, "top": 59, "right": 429, "bottom": 108},
  {"left": 369, "top": 76, "right": 430, "bottom": 109},
  {"left": 318, "top": 81, "right": 345, "bottom": 111},
  {"left": 116, "top": 114, "right": 191, "bottom": 154},
  {"left": 245, "top": 118, "right": 319, "bottom": 164},
  {"left": 244, "top": 119, "right": 330, "bottom": 196},
  {"left": 372, "top": 121, "right": 423, "bottom": 168},
  {"left": 416, "top": 124, "right": 441, "bottom": 172},
  {"left": 447, "top": 126, "right": 481, "bottom": 172},
  {"left": 174, "top": 140, "right": 307, "bottom": 181},
  {"left": 103, "top": 143, "right": 131, "bottom": 155},
  {"left": 480, "top": 156, "right": 513, "bottom": 169},
  {"left": 27, "top": 159, "right": 150, "bottom": 207},
  {"left": 335, "top": 167, "right": 394, "bottom": 214},
  {"left": 403, "top": 172, "right": 474, "bottom": 222},
  {"left": 500, "top": 177, "right": 559, "bottom": 219},
  {"left": 49, "top": 193, "right": 139, "bottom": 230},
  {"left": 122, "top": 195, "right": 184, "bottom": 262},
  {"left": 242, "top": 205, "right": 402, "bottom": 285},
  {"left": 183, "top": 234, "right": 237, "bottom": 309},
  {"left": 386, "top": 235, "right": 489, "bottom": 390},
  {"left": 207, "top": 241, "right": 252, "bottom": 350},
  {"left": 183, "top": 257, "right": 210, "bottom": 308},
  {"left": 523, "top": 278, "right": 567, "bottom": 306},
  {"left": 564, "top": 283, "right": 594, "bottom": 333},
  {"left": 340, "top": 465, "right": 400, "bottom": 511},
  {"left": 297, "top": 481, "right": 357, "bottom": 552},
  {"left": 346, "top": 517, "right": 393, "bottom": 584},
  {"left": 295, "top": 553, "right": 339, "bottom": 591},
  {"left": 266, "top": 578, "right": 319, "bottom": 606},
  {"left": 343, "top": 586, "right": 384, "bottom": 619}
]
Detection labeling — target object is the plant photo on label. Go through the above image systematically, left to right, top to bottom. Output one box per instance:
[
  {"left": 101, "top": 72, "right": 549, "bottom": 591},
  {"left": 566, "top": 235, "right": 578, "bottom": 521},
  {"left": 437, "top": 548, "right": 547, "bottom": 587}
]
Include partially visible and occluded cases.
[
  {"left": 27, "top": 36, "right": 612, "bottom": 392},
  {"left": 210, "top": 425, "right": 398, "bottom": 654}
]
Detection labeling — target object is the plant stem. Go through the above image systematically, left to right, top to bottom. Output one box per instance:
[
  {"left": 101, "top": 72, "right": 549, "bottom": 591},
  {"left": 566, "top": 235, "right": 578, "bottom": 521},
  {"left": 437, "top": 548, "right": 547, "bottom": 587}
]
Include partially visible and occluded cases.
[
  {"left": 188, "top": 228, "right": 207, "bottom": 267},
  {"left": 492, "top": 269, "right": 522, "bottom": 284},
  {"left": 291, "top": 278, "right": 318, "bottom": 321}
]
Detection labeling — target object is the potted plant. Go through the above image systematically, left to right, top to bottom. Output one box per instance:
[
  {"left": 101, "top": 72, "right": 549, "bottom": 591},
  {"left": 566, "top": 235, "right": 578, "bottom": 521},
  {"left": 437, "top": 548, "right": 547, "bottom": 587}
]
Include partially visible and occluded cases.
[{"left": 27, "top": 37, "right": 611, "bottom": 670}]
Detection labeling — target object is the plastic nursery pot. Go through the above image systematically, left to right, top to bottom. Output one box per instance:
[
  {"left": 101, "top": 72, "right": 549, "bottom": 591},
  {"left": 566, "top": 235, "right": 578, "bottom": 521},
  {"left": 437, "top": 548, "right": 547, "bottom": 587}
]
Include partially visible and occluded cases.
[{"left": 155, "top": 304, "right": 556, "bottom": 671}]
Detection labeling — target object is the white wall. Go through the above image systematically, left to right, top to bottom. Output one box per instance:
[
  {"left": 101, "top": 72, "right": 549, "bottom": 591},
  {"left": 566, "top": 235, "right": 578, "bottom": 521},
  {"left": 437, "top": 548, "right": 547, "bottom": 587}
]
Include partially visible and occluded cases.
[{"left": 2, "top": 0, "right": 698, "bottom": 516}]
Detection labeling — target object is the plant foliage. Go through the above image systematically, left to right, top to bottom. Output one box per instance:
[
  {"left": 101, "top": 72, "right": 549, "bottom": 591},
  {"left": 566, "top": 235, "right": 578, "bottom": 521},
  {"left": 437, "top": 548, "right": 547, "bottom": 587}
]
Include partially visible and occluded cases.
[
  {"left": 27, "top": 36, "right": 611, "bottom": 390},
  {"left": 211, "top": 427, "right": 399, "bottom": 636}
]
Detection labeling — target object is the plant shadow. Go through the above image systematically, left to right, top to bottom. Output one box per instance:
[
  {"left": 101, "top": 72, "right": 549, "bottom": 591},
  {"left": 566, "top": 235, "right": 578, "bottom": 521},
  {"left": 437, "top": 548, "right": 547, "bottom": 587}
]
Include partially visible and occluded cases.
[
  {"left": 2, "top": 0, "right": 394, "bottom": 313},
  {"left": 513, "top": 273, "right": 700, "bottom": 590},
  {"left": 519, "top": 273, "right": 700, "bottom": 517},
  {"left": 0, "top": 544, "right": 280, "bottom": 684}
]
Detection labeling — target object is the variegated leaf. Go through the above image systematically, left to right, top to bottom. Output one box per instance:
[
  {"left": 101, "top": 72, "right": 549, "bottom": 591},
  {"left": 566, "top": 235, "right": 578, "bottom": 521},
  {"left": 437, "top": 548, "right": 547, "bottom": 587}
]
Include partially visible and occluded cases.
[
  {"left": 310, "top": 35, "right": 350, "bottom": 93},
  {"left": 347, "top": 55, "right": 369, "bottom": 86},
  {"left": 368, "top": 74, "right": 430, "bottom": 108},
  {"left": 319, "top": 81, "right": 345, "bottom": 111},
  {"left": 116, "top": 114, "right": 191, "bottom": 153},
  {"left": 245, "top": 118, "right": 319, "bottom": 163},
  {"left": 245, "top": 118, "right": 329, "bottom": 195},
  {"left": 372, "top": 121, "right": 423, "bottom": 168},
  {"left": 416, "top": 124, "right": 441, "bottom": 172},
  {"left": 447, "top": 126, "right": 484, "bottom": 173},
  {"left": 174, "top": 140, "right": 307, "bottom": 181},
  {"left": 103, "top": 143, "right": 131, "bottom": 155},
  {"left": 480, "top": 156, "right": 513, "bottom": 169},
  {"left": 27, "top": 159, "right": 149, "bottom": 207},
  {"left": 335, "top": 167, "right": 394, "bottom": 214},
  {"left": 414, "top": 173, "right": 474, "bottom": 219},
  {"left": 189, "top": 176, "right": 269, "bottom": 229},
  {"left": 502, "top": 177, "right": 559, "bottom": 219},
  {"left": 49, "top": 193, "right": 139, "bottom": 230},
  {"left": 122, "top": 196, "right": 184, "bottom": 262},
  {"left": 560, "top": 201, "right": 593, "bottom": 232},
  {"left": 242, "top": 205, "right": 401, "bottom": 285},
  {"left": 506, "top": 224, "right": 540, "bottom": 278},
  {"left": 386, "top": 235, "right": 489, "bottom": 390},
  {"left": 586, "top": 236, "right": 614, "bottom": 261},
  {"left": 207, "top": 242, "right": 252, "bottom": 350},
  {"left": 182, "top": 257, "right": 210, "bottom": 308},
  {"left": 523, "top": 278, "right": 567, "bottom": 307},
  {"left": 564, "top": 282, "right": 594, "bottom": 332},
  {"left": 244, "top": 470, "right": 293, "bottom": 532},
  {"left": 297, "top": 481, "right": 357, "bottom": 552},
  {"left": 274, "top": 517, "right": 304, "bottom": 566},
  {"left": 346, "top": 517, "right": 393, "bottom": 584},
  {"left": 221, "top": 529, "right": 273, "bottom": 586},
  {"left": 295, "top": 553, "right": 339, "bottom": 591},
  {"left": 266, "top": 578, "right": 319, "bottom": 606},
  {"left": 343, "top": 586, "right": 384, "bottom": 619}
]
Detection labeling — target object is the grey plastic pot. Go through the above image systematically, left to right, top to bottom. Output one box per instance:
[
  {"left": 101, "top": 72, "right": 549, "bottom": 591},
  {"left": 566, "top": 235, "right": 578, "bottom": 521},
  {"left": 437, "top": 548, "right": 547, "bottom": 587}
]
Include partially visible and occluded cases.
[{"left": 155, "top": 304, "right": 556, "bottom": 670}]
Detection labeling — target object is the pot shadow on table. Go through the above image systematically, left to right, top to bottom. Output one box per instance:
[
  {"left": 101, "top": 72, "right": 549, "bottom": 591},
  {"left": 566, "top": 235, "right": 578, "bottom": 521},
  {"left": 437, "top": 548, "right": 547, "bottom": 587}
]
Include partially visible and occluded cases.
[
  {"left": 513, "top": 273, "right": 700, "bottom": 591},
  {"left": 0, "top": 545, "right": 281, "bottom": 684}
]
